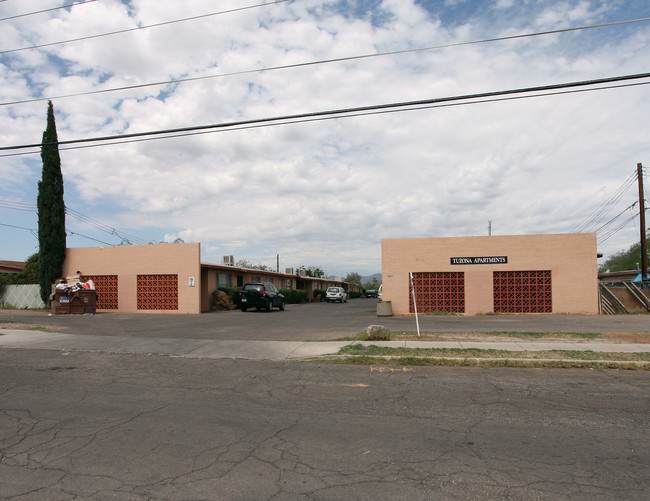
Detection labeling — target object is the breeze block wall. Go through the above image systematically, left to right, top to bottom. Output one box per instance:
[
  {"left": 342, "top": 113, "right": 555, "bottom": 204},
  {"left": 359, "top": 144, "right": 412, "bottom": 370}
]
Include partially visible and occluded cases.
[
  {"left": 381, "top": 233, "right": 598, "bottom": 316},
  {"left": 62, "top": 243, "right": 201, "bottom": 314}
]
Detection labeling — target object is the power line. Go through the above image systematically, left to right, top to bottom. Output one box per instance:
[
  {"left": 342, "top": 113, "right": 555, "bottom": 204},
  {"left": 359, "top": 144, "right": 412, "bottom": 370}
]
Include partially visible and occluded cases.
[
  {"left": 0, "top": 0, "right": 289, "bottom": 55},
  {"left": 0, "top": 0, "right": 97, "bottom": 22},
  {"left": 3, "top": 16, "right": 650, "bottom": 107},
  {"left": 2, "top": 72, "right": 649, "bottom": 154},
  {"left": 1, "top": 79, "right": 649, "bottom": 159},
  {"left": 572, "top": 170, "right": 638, "bottom": 233},
  {"left": 0, "top": 197, "right": 150, "bottom": 245},
  {"left": 0, "top": 200, "right": 36, "bottom": 212},
  {"left": 593, "top": 202, "right": 638, "bottom": 233},
  {"left": 65, "top": 207, "right": 150, "bottom": 245},
  {"left": 597, "top": 212, "right": 640, "bottom": 244},
  {"left": 0, "top": 220, "right": 124, "bottom": 246},
  {"left": 0, "top": 222, "right": 38, "bottom": 239},
  {"left": 65, "top": 230, "right": 114, "bottom": 246}
]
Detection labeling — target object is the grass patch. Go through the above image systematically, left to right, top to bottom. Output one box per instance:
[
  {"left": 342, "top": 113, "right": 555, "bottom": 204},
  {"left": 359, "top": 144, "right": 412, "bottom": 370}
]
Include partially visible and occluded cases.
[
  {"left": 28, "top": 326, "right": 58, "bottom": 333},
  {"left": 323, "top": 330, "right": 604, "bottom": 342},
  {"left": 331, "top": 330, "right": 394, "bottom": 342},
  {"left": 391, "top": 330, "right": 602, "bottom": 340},
  {"left": 339, "top": 343, "right": 650, "bottom": 362}
]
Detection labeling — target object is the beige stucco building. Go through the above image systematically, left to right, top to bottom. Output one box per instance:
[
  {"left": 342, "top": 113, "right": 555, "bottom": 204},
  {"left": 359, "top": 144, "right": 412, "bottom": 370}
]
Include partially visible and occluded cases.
[
  {"left": 381, "top": 233, "right": 598, "bottom": 315},
  {"left": 61, "top": 243, "right": 358, "bottom": 314},
  {"left": 63, "top": 243, "right": 202, "bottom": 314}
]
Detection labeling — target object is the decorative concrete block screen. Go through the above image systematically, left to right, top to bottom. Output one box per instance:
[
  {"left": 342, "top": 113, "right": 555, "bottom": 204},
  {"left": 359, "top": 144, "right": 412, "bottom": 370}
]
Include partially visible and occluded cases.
[
  {"left": 493, "top": 271, "right": 552, "bottom": 313},
  {"left": 409, "top": 272, "right": 465, "bottom": 313},
  {"left": 137, "top": 274, "right": 178, "bottom": 310},
  {"left": 84, "top": 275, "right": 118, "bottom": 310},
  {"left": 1, "top": 284, "right": 45, "bottom": 309}
]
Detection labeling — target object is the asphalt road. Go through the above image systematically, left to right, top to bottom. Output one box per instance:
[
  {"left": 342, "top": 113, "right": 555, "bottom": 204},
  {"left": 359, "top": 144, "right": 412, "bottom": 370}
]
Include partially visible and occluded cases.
[
  {"left": 1, "top": 299, "right": 649, "bottom": 341},
  {"left": 0, "top": 348, "right": 648, "bottom": 500}
]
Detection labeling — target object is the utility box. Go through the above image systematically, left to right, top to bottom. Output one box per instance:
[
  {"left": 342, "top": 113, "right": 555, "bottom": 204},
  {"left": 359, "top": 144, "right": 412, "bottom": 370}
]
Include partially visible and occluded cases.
[{"left": 377, "top": 300, "right": 393, "bottom": 317}]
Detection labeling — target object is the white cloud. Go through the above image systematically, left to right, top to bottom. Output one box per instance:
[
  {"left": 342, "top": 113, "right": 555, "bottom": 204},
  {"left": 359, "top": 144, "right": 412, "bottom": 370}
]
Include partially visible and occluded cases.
[{"left": 1, "top": 0, "right": 649, "bottom": 275}]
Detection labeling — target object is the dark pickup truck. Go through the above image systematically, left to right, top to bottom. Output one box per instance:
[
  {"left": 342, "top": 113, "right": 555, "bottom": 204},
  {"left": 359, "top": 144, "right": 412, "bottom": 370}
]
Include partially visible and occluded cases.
[{"left": 239, "top": 282, "right": 285, "bottom": 312}]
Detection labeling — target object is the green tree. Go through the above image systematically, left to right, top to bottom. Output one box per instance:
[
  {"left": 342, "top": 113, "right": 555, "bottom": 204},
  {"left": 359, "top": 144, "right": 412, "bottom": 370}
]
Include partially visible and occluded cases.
[
  {"left": 37, "top": 101, "right": 66, "bottom": 302},
  {"left": 599, "top": 236, "right": 649, "bottom": 273},
  {"left": 0, "top": 253, "right": 39, "bottom": 286},
  {"left": 236, "top": 259, "right": 273, "bottom": 271},
  {"left": 298, "top": 265, "right": 325, "bottom": 278},
  {"left": 344, "top": 272, "right": 362, "bottom": 285},
  {"left": 363, "top": 278, "right": 382, "bottom": 290}
]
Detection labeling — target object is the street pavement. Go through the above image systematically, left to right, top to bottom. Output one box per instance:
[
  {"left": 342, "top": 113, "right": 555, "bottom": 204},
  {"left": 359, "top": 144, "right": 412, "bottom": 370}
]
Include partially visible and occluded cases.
[{"left": 1, "top": 349, "right": 648, "bottom": 500}]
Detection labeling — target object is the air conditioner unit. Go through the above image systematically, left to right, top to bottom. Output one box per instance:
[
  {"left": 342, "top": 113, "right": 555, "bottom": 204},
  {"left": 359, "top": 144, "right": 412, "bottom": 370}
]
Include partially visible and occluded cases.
[
  {"left": 222, "top": 255, "right": 234, "bottom": 266},
  {"left": 285, "top": 268, "right": 294, "bottom": 275},
  {"left": 298, "top": 268, "right": 307, "bottom": 276}
]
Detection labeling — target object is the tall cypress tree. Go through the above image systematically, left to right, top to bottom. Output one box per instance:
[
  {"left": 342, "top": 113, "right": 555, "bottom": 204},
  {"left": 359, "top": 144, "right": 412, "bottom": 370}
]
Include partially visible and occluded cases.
[{"left": 37, "top": 101, "right": 66, "bottom": 302}]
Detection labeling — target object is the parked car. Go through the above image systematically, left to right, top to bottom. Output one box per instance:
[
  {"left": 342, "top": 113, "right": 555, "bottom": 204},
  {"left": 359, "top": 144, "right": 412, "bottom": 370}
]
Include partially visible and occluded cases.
[
  {"left": 239, "top": 282, "right": 285, "bottom": 312},
  {"left": 378, "top": 284, "right": 383, "bottom": 301},
  {"left": 326, "top": 287, "right": 347, "bottom": 303},
  {"left": 365, "top": 289, "right": 378, "bottom": 298}
]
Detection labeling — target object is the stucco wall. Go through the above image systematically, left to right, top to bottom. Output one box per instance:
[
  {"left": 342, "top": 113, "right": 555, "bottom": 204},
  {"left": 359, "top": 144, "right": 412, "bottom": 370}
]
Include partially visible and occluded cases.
[
  {"left": 382, "top": 234, "right": 598, "bottom": 315},
  {"left": 62, "top": 243, "right": 201, "bottom": 314}
]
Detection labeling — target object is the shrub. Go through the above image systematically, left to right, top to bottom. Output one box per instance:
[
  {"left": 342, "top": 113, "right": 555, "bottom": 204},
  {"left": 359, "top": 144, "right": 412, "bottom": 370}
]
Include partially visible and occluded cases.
[
  {"left": 218, "top": 287, "right": 242, "bottom": 307},
  {"left": 280, "top": 289, "right": 308, "bottom": 304},
  {"left": 314, "top": 289, "right": 326, "bottom": 302},
  {"left": 211, "top": 290, "right": 237, "bottom": 310},
  {"left": 348, "top": 291, "right": 362, "bottom": 299}
]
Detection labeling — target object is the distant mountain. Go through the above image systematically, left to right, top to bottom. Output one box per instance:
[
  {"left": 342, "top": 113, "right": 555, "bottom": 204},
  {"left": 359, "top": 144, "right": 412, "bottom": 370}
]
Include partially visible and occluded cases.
[
  {"left": 327, "top": 273, "right": 381, "bottom": 284},
  {"left": 361, "top": 273, "right": 381, "bottom": 284}
]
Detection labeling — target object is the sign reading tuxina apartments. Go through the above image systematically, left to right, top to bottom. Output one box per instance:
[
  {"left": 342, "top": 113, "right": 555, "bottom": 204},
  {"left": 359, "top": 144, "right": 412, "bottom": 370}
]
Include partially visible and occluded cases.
[{"left": 450, "top": 256, "right": 508, "bottom": 265}]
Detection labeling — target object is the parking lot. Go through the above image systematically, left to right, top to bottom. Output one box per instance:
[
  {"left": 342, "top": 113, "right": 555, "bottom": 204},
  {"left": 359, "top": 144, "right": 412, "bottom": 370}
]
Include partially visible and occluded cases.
[{"left": 1, "top": 298, "right": 649, "bottom": 341}]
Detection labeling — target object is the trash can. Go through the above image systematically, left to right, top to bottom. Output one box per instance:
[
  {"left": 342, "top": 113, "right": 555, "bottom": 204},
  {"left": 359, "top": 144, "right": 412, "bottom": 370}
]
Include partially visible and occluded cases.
[{"left": 376, "top": 300, "right": 393, "bottom": 317}]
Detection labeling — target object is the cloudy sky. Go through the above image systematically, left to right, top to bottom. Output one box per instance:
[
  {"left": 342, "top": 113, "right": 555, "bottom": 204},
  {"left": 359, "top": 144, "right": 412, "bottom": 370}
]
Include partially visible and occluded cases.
[{"left": 1, "top": 0, "right": 649, "bottom": 277}]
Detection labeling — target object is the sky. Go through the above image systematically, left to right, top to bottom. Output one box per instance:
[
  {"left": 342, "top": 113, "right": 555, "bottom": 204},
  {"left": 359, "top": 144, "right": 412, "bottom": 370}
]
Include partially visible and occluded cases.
[{"left": 1, "top": 0, "right": 649, "bottom": 277}]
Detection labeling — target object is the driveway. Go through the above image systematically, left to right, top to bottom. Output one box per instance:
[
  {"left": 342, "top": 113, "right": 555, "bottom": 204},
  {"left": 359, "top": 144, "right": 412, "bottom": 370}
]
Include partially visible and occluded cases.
[{"left": 1, "top": 300, "right": 649, "bottom": 341}]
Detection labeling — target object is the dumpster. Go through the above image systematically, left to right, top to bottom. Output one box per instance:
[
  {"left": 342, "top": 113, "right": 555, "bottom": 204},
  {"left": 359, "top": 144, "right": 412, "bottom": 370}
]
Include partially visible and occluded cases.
[{"left": 52, "top": 283, "right": 97, "bottom": 314}]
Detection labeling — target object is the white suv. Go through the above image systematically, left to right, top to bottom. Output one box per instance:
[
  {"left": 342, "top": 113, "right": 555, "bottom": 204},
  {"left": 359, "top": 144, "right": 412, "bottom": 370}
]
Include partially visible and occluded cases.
[{"left": 326, "top": 287, "right": 347, "bottom": 303}]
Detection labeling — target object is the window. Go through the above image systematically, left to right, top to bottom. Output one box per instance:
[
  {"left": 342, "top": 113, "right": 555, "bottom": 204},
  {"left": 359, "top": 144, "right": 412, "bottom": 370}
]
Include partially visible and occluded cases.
[{"left": 217, "top": 273, "right": 232, "bottom": 288}]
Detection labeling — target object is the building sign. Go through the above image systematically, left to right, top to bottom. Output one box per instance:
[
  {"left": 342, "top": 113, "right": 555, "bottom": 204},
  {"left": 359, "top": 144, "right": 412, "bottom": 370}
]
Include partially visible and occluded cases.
[{"left": 450, "top": 256, "right": 508, "bottom": 265}]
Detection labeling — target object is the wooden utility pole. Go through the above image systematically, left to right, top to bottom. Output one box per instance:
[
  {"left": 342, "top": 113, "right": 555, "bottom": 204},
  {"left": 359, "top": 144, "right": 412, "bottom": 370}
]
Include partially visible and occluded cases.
[{"left": 638, "top": 163, "right": 648, "bottom": 286}]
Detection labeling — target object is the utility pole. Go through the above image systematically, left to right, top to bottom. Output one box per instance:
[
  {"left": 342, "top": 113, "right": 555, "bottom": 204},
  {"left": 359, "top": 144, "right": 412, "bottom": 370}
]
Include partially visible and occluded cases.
[
  {"left": 638, "top": 163, "right": 648, "bottom": 286},
  {"left": 488, "top": 220, "right": 492, "bottom": 236}
]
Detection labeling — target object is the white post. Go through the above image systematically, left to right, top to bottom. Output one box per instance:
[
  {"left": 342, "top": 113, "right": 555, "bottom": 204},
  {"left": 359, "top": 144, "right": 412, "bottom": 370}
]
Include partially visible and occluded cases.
[{"left": 409, "top": 272, "right": 420, "bottom": 337}]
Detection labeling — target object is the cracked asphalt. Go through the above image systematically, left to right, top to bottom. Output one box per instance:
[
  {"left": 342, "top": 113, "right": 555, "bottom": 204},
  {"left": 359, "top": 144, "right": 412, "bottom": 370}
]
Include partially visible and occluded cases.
[{"left": 1, "top": 347, "right": 648, "bottom": 500}]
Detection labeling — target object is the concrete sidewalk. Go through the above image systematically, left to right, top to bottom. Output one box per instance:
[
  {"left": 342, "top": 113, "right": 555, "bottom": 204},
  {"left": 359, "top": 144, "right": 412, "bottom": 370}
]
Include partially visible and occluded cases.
[{"left": 1, "top": 329, "right": 649, "bottom": 361}]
